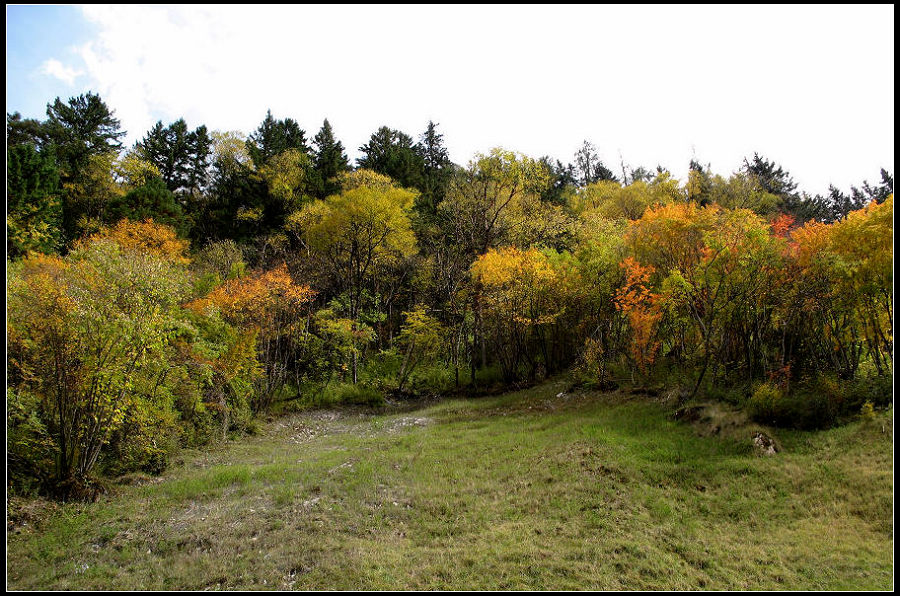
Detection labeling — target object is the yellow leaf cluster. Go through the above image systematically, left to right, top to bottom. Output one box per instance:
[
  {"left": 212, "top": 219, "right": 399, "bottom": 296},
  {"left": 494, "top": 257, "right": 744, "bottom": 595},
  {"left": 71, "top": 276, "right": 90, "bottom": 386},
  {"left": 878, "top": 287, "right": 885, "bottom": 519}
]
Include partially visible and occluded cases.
[{"left": 88, "top": 218, "right": 190, "bottom": 265}]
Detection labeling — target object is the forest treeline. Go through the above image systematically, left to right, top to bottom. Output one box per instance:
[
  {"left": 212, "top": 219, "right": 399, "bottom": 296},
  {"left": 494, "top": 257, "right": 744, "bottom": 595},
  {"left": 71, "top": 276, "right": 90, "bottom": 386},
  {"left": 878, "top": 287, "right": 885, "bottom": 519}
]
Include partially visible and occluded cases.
[{"left": 7, "top": 92, "right": 894, "bottom": 498}]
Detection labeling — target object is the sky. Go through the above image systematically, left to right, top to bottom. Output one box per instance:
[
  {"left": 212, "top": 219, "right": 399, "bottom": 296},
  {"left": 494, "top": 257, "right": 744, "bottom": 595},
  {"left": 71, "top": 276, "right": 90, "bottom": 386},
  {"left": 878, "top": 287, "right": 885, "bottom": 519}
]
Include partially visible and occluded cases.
[{"left": 6, "top": 4, "right": 895, "bottom": 196}]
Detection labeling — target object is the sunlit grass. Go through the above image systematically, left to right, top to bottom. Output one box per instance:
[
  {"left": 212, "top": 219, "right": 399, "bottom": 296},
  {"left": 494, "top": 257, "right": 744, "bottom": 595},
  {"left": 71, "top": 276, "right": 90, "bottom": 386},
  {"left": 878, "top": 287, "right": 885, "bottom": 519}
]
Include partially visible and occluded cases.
[{"left": 7, "top": 378, "right": 893, "bottom": 590}]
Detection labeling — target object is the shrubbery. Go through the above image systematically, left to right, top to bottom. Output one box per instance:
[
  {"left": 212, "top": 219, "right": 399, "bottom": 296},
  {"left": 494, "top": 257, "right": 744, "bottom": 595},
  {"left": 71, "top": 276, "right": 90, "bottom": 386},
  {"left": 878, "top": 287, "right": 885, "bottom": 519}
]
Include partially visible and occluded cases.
[{"left": 6, "top": 90, "right": 893, "bottom": 498}]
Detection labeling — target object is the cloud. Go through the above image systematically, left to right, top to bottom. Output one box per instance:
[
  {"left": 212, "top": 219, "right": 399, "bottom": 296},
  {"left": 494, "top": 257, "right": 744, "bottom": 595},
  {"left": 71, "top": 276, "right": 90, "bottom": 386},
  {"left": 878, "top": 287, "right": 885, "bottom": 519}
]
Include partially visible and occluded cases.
[
  {"left": 69, "top": 5, "right": 893, "bottom": 194},
  {"left": 39, "top": 58, "right": 83, "bottom": 85}
]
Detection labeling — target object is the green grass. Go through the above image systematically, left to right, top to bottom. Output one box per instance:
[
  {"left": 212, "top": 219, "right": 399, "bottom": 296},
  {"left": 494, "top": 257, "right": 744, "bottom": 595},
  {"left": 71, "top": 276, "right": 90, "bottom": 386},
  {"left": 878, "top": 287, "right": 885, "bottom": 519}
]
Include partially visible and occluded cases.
[{"left": 7, "top": 378, "right": 893, "bottom": 590}]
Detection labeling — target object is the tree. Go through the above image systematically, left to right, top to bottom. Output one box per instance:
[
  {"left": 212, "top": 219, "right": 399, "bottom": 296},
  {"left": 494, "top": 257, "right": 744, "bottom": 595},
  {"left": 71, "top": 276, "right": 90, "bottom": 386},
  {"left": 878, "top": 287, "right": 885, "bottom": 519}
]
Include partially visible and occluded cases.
[
  {"left": 42, "top": 92, "right": 126, "bottom": 244},
  {"left": 246, "top": 110, "right": 309, "bottom": 168},
  {"left": 7, "top": 111, "right": 48, "bottom": 149},
  {"left": 311, "top": 118, "right": 350, "bottom": 199},
  {"left": 135, "top": 119, "right": 212, "bottom": 198},
  {"left": 415, "top": 121, "right": 454, "bottom": 213},
  {"left": 357, "top": 126, "right": 425, "bottom": 190},
  {"left": 196, "top": 130, "right": 261, "bottom": 242},
  {"left": 573, "top": 140, "right": 617, "bottom": 187},
  {"left": 7, "top": 143, "right": 62, "bottom": 256},
  {"left": 440, "top": 148, "right": 552, "bottom": 255},
  {"left": 741, "top": 153, "right": 830, "bottom": 222},
  {"left": 743, "top": 153, "right": 798, "bottom": 200},
  {"left": 539, "top": 157, "right": 578, "bottom": 206},
  {"left": 686, "top": 159, "right": 713, "bottom": 205},
  {"left": 822, "top": 169, "right": 894, "bottom": 223},
  {"left": 706, "top": 171, "right": 781, "bottom": 215},
  {"left": 573, "top": 175, "right": 680, "bottom": 221},
  {"left": 106, "top": 177, "right": 188, "bottom": 235},
  {"left": 297, "top": 180, "right": 418, "bottom": 383},
  {"left": 625, "top": 203, "right": 784, "bottom": 394},
  {"left": 7, "top": 224, "right": 190, "bottom": 495},
  {"left": 471, "top": 246, "right": 571, "bottom": 380},
  {"left": 614, "top": 257, "right": 662, "bottom": 376},
  {"left": 187, "top": 264, "right": 316, "bottom": 411},
  {"left": 395, "top": 306, "right": 445, "bottom": 392}
]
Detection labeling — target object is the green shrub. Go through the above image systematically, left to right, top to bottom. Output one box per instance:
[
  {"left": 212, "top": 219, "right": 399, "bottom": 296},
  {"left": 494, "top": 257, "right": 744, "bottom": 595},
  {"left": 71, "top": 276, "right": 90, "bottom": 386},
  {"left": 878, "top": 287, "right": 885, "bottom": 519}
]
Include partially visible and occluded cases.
[
  {"left": 407, "top": 363, "right": 456, "bottom": 395},
  {"left": 747, "top": 379, "right": 840, "bottom": 430},
  {"left": 747, "top": 382, "right": 784, "bottom": 424},
  {"left": 337, "top": 384, "right": 386, "bottom": 407},
  {"left": 7, "top": 388, "right": 56, "bottom": 494}
]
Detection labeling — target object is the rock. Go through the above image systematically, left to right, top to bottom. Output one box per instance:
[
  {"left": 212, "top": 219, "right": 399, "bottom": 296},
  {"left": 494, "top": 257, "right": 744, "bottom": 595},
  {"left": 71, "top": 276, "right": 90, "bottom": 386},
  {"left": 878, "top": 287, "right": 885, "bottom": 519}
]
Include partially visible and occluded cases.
[{"left": 752, "top": 432, "right": 777, "bottom": 456}]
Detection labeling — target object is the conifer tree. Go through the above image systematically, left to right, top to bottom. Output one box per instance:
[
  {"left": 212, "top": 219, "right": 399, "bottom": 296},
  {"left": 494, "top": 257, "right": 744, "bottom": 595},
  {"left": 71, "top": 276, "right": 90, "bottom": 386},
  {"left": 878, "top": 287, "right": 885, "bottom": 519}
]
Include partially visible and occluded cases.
[{"left": 312, "top": 118, "right": 350, "bottom": 198}]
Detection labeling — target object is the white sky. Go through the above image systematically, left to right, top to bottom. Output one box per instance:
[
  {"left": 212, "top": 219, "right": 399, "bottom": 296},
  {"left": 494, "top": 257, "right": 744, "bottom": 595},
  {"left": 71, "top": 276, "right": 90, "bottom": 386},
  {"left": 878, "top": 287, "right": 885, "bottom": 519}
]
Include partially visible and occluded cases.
[{"left": 27, "top": 4, "right": 897, "bottom": 195}]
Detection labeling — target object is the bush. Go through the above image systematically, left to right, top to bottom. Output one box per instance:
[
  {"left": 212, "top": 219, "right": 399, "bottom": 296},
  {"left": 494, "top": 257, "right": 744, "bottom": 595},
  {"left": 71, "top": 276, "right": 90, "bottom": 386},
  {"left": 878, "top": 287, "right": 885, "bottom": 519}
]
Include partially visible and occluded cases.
[
  {"left": 406, "top": 363, "right": 456, "bottom": 395},
  {"left": 747, "top": 379, "right": 840, "bottom": 430},
  {"left": 747, "top": 382, "right": 784, "bottom": 424},
  {"left": 337, "top": 384, "right": 386, "bottom": 407},
  {"left": 7, "top": 388, "right": 56, "bottom": 494}
]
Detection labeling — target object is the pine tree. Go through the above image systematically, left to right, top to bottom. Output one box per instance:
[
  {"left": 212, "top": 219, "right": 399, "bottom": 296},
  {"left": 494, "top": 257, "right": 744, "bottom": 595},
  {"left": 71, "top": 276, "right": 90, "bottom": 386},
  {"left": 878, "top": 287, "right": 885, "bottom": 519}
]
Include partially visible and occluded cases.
[
  {"left": 43, "top": 92, "right": 125, "bottom": 244},
  {"left": 44, "top": 92, "right": 125, "bottom": 178},
  {"left": 246, "top": 109, "right": 309, "bottom": 168},
  {"left": 312, "top": 118, "right": 350, "bottom": 198},
  {"left": 136, "top": 119, "right": 211, "bottom": 198},
  {"left": 415, "top": 121, "right": 453, "bottom": 212},
  {"left": 357, "top": 126, "right": 424, "bottom": 189},
  {"left": 7, "top": 143, "right": 62, "bottom": 256},
  {"left": 106, "top": 176, "right": 188, "bottom": 236}
]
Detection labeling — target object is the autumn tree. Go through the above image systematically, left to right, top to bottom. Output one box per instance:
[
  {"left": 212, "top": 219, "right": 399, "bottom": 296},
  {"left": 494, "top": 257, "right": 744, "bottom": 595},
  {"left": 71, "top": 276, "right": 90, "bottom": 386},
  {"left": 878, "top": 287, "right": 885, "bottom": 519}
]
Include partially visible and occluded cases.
[
  {"left": 573, "top": 173, "right": 681, "bottom": 221},
  {"left": 295, "top": 177, "right": 418, "bottom": 382},
  {"left": 7, "top": 223, "right": 190, "bottom": 495},
  {"left": 471, "top": 247, "right": 573, "bottom": 380},
  {"left": 615, "top": 257, "right": 662, "bottom": 377},
  {"left": 188, "top": 264, "right": 316, "bottom": 411}
]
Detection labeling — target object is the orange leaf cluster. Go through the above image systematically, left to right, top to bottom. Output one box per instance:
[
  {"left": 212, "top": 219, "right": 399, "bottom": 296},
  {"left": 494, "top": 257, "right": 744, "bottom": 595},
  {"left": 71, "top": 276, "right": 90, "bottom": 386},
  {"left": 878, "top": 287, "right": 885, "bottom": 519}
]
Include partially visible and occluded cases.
[
  {"left": 614, "top": 257, "right": 662, "bottom": 374},
  {"left": 187, "top": 264, "right": 315, "bottom": 332}
]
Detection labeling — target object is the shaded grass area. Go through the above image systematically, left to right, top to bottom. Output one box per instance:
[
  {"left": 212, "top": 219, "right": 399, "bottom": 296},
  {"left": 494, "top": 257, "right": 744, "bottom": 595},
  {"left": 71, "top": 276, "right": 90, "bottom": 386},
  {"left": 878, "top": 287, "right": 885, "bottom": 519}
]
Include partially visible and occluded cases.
[{"left": 7, "top": 379, "right": 893, "bottom": 590}]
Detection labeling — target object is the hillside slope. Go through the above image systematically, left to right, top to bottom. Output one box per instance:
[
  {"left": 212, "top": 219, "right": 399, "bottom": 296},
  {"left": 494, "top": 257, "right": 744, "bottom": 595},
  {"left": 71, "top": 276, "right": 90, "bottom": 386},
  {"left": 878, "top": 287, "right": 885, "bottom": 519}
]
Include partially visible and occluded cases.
[{"left": 7, "top": 379, "right": 893, "bottom": 590}]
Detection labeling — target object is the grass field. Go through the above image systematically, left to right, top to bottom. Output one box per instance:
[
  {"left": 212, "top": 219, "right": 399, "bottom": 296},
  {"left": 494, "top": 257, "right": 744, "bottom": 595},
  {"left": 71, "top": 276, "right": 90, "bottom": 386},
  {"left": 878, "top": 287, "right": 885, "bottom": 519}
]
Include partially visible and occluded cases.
[{"left": 6, "top": 378, "right": 894, "bottom": 590}]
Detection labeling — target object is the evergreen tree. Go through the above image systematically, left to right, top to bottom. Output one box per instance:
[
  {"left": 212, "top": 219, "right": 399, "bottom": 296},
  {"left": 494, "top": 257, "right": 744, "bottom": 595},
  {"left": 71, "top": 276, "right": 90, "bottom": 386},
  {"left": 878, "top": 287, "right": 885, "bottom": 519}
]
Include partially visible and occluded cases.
[
  {"left": 43, "top": 92, "right": 125, "bottom": 244},
  {"left": 44, "top": 92, "right": 125, "bottom": 178},
  {"left": 246, "top": 109, "right": 309, "bottom": 168},
  {"left": 7, "top": 111, "right": 48, "bottom": 150},
  {"left": 311, "top": 118, "right": 350, "bottom": 198},
  {"left": 135, "top": 119, "right": 211, "bottom": 198},
  {"left": 415, "top": 121, "right": 454, "bottom": 213},
  {"left": 357, "top": 126, "right": 425, "bottom": 189},
  {"left": 573, "top": 140, "right": 617, "bottom": 187},
  {"left": 7, "top": 143, "right": 62, "bottom": 256},
  {"left": 743, "top": 153, "right": 798, "bottom": 200},
  {"left": 743, "top": 153, "right": 832, "bottom": 223},
  {"left": 540, "top": 157, "right": 577, "bottom": 206},
  {"left": 821, "top": 169, "right": 893, "bottom": 223},
  {"left": 106, "top": 176, "right": 189, "bottom": 236}
]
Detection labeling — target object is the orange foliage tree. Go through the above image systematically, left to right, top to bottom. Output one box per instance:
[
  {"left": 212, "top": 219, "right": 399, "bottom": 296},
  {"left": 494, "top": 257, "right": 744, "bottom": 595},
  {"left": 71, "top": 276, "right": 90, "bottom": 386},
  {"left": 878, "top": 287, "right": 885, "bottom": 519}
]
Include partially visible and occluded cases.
[
  {"left": 614, "top": 257, "right": 662, "bottom": 377},
  {"left": 188, "top": 263, "right": 316, "bottom": 411}
]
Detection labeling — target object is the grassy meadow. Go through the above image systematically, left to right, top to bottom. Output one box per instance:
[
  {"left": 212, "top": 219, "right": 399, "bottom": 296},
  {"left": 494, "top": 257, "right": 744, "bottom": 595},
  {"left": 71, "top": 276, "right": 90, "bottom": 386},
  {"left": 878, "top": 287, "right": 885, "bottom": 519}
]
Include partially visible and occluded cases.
[{"left": 7, "top": 378, "right": 893, "bottom": 590}]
